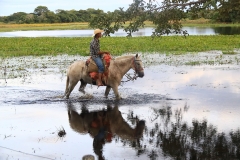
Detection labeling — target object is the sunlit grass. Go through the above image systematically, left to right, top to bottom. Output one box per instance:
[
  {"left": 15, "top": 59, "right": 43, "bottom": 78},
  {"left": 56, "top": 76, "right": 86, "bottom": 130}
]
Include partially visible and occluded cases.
[
  {"left": 181, "top": 18, "right": 240, "bottom": 27},
  {"left": 1, "top": 19, "right": 239, "bottom": 32},
  {"left": 0, "top": 22, "right": 90, "bottom": 32},
  {"left": 0, "top": 35, "right": 240, "bottom": 58},
  {"left": 222, "top": 50, "right": 237, "bottom": 54}
]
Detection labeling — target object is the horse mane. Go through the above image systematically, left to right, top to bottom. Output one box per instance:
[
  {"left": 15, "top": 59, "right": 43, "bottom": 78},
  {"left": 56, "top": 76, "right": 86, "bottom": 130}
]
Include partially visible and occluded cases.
[{"left": 114, "top": 54, "right": 135, "bottom": 61}]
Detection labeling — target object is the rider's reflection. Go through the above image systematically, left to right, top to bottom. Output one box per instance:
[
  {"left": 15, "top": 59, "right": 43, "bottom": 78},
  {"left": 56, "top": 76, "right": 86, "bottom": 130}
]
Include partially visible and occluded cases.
[
  {"left": 67, "top": 103, "right": 145, "bottom": 160},
  {"left": 92, "top": 108, "right": 112, "bottom": 160}
]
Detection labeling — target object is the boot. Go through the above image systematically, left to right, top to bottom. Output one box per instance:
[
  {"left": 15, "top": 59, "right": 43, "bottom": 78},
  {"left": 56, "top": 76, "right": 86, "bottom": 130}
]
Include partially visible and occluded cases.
[{"left": 96, "top": 73, "right": 104, "bottom": 87}]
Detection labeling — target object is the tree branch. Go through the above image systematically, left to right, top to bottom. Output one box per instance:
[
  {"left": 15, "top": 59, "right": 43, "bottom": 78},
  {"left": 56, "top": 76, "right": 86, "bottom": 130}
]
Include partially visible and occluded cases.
[{"left": 154, "top": 0, "right": 208, "bottom": 10}]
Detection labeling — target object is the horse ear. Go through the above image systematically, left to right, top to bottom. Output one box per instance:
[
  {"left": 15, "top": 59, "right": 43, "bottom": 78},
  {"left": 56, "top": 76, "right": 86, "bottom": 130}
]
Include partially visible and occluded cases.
[{"left": 136, "top": 53, "right": 138, "bottom": 58}]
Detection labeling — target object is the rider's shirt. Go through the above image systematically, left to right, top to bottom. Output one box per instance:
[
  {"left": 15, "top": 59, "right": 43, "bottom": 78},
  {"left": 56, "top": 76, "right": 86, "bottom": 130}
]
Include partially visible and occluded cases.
[{"left": 90, "top": 37, "right": 100, "bottom": 58}]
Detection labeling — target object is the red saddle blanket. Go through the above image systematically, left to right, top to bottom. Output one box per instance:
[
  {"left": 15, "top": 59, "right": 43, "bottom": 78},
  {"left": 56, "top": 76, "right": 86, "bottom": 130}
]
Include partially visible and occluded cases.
[{"left": 86, "top": 53, "right": 112, "bottom": 83}]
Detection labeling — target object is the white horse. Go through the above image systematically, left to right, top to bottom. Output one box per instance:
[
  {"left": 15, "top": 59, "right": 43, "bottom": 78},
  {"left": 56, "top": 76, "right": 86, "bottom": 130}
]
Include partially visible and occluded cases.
[
  {"left": 64, "top": 54, "right": 144, "bottom": 99},
  {"left": 67, "top": 104, "right": 145, "bottom": 139}
]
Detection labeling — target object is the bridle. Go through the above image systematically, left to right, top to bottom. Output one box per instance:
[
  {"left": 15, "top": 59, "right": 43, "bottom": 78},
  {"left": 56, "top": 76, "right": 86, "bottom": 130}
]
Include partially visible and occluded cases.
[
  {"left": 114, "top": 55, "right": 144, "bottom": 83},
  {"left": 132, "top": 57, "right": 144, "bottom": 74}
]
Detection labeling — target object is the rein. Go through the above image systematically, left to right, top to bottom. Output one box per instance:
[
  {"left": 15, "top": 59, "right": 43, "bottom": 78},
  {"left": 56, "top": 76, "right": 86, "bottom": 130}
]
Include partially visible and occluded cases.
[
  {"left": 113, "top": 55, "right": 143, "bottom": 83},
  {"left": 121, "top": 56, "right": 143, "bottom": 83}
]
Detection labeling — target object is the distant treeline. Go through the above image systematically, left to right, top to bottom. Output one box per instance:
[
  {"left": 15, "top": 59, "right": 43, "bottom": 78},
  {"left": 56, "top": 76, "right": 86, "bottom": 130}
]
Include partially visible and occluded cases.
[{"left": 0, "top": 6, "right": 106, "bottom": 24}]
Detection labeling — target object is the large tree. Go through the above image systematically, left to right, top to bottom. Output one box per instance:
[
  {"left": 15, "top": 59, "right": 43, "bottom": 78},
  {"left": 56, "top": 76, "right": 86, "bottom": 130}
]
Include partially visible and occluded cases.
[
  {"left": 89, "top": 0, "right": 217, "bottom": 37},
  {"left": 217, "top": 0, "right": 240, "bottom": 23},
  {"left": 34, "top": 6, "right": 49, "bottom": 16},
  {"left": 5, "top": 12, "right": 27, "bottom": 23}
]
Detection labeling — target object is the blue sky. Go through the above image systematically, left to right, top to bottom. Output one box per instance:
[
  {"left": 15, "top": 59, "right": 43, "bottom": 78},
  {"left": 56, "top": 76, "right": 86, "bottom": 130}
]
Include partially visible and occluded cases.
[{"left": 0, "top": 0, "right": 132, "bottom": 16}]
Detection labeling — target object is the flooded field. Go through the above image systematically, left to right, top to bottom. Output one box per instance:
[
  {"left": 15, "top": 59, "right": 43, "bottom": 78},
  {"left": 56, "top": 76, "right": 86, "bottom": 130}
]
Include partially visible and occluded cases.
[{"left": 1, "top": 52, "right": 240, "bottom": 160}]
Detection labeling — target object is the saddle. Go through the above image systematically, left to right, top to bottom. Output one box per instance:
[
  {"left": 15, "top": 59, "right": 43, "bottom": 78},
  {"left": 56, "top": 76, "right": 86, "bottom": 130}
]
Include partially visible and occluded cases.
[{"left": 85, "top": 52, "right": 112, "bottom": 85}]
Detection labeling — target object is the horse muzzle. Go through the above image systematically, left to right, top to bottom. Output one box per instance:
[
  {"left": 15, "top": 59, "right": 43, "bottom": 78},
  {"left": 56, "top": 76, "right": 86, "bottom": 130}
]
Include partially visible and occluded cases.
[{"left": 137, "top": 71, "right": 144, "bottom": 78}]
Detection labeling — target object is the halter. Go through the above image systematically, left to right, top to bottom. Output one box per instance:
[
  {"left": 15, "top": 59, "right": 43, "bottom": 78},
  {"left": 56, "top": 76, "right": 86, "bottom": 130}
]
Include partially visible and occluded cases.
[{"left": 132, "top": 57, "right": 144, "bottom": 74}]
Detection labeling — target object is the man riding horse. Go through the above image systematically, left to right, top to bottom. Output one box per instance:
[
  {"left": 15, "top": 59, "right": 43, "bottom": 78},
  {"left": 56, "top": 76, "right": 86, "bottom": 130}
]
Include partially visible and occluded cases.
[
  {"left": 64, "top": 29, "right": 144, "bottom": 99},
  {"left": 90, "top": 29, "right": 106, "bottom": 87}
]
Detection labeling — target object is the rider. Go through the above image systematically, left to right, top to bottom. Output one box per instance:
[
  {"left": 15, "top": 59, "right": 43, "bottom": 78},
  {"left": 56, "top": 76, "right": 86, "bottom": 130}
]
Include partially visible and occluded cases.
[{"left": 90, "top": 29, "right": 105, "bottom": 87}]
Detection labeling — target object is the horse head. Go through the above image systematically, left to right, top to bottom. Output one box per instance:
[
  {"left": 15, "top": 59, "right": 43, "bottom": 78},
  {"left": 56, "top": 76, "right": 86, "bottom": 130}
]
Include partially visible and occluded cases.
[{"left": 132, "top": 54, "right": 144, "bottom": 78}]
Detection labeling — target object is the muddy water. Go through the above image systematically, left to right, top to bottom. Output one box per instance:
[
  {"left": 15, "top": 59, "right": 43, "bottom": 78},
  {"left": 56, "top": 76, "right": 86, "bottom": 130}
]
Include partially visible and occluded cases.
[{"left": 1, "top": 52, "right": 240, "bottom": 160}]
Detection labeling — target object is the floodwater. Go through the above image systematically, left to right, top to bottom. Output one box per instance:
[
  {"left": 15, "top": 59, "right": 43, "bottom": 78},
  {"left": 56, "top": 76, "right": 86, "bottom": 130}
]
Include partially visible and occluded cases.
[
  {"left": 0, "top": 26, "right": 240, "bottom": 37},
  {"left": 1, "top": 52, "right": 240, "bottom": 160}
]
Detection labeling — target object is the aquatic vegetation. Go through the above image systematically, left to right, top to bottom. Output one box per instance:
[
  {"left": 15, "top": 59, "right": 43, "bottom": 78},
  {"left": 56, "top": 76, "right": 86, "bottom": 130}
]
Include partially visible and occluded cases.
[
  {"left": 0, "top": 35, "right": 240, "bottom": 58},
  {"left": 222, "top": 50, "right": 237, "bottom": 54},
  {"left": 184, "top": 61, "right": 201, "bottom": 66},
  {"left": 57, "top": 126, "right": 66, "bottom": 138}
]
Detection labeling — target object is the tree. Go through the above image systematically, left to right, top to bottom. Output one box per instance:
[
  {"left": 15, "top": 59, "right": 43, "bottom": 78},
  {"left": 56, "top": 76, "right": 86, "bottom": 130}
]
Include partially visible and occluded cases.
[
  {"left": 89, "top": 0, "right": 218, "bottom": 37},
  {"left": 217, "top": 0, "right": 240, "bottom": 23},
  {"left": 34, "top": 6, "right": 49, "bottom": 16},
  {"left": 89, "top": 9, "right": 127, "bottom": 36},
  {"left": 56, "top": 10, "right": 73, "bottom": 22},
  {"left": 76, "top": 10, "right": 90, "bottom": 22},
  {"left": 45, "top": 11, "right": 59, "bottom": 23},
  {"left": 5, "top": 12, "right": 27, "bottom": 23},
  {"left": 21, "top": 14, "right": 35, "bottom": 24},
  {"left": 0, "top": 16, "right": 5, "bottom": 22}
]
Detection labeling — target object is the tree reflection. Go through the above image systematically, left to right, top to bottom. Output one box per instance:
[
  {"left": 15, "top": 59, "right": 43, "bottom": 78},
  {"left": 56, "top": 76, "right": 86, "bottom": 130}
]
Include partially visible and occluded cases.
[
  {"left": 213, "top": 26, "right": 240, "bottom": 35},
  {"left": 147, "top": 105, "right": 240, "bottom": 159}
]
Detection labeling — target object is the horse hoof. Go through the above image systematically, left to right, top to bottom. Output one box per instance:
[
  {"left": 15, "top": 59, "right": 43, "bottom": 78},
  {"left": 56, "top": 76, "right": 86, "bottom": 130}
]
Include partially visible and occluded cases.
[{"left": 115, "top": 97, "right": 122, "bottom": 100}]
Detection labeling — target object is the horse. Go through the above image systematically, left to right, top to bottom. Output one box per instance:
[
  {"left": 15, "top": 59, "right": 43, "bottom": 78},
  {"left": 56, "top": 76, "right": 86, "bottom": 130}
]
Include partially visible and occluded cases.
[
  {"left": 64, "top": 54, "right": 144, "bottom": 100},
  {"left": 67, "top": 103, "right": 145, "bottom": 159},
  {"left": 67, "top": 104, "right": 145, "bottom": 140}
]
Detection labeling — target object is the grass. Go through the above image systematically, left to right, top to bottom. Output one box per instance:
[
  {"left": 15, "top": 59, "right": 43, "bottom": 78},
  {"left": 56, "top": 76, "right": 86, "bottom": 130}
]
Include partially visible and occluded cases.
[
  {"left": 181, "top": 18, "right": 240, "bottom": 27},
  {"left": 0, "top": 19, "right": 239, "bottom": 32},
  {"left": 0, "top": 22, "right": 90, "bottom": 32},
  {"left": 0, "top": 35, "right": 240, "bottom": 58},
  {"left": 222, "top": 50, "right": 238, "bottom": 54}
]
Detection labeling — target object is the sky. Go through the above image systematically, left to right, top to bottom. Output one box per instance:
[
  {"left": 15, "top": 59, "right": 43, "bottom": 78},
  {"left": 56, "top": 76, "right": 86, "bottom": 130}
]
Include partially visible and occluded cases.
[{"left": 0, "top": 0, "right": 132, "bottom": 16}]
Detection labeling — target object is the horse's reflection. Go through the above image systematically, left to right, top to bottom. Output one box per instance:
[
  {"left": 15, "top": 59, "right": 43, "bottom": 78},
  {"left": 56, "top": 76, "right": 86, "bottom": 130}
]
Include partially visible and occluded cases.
[{"left": 67, "top": 103, "right": 145, "bottom": 160}]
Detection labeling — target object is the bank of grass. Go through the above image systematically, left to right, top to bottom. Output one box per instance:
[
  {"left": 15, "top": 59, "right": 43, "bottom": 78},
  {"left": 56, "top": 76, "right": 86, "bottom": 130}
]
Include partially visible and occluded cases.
[
  {"left": 180, "top": 18, "right": 240, "bottom": 27},
  {"left": 1, "top": 19, "right": 239, "bottom": 32},
  {"left": 0, "top": 22, "right": 90, "bottom": 32},
  {"left": 0, "top": 35, "right": 240, "bottom": 58}
]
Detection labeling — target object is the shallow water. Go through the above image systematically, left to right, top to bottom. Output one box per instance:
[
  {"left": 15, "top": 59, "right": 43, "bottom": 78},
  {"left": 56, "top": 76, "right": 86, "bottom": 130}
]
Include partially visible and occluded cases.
[{"left": 1, "top": 52, "right": 240, "bottom": 159}]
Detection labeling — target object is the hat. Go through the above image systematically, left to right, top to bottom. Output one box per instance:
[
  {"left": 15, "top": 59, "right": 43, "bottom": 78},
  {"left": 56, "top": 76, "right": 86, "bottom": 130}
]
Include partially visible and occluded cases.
[{"left": 92, "top": 29, "right": 104, "bottom": 37}]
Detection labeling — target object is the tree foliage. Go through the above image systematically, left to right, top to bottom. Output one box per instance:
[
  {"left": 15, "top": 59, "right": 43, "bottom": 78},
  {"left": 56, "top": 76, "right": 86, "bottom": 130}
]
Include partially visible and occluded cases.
[
  {"left": 90, "top": 0, "right": 219, "bottom": 37},
  {"left": 217, "top": 0, "right": 240, "bottom": 23},
  {"left": 0, "top": 6, "right": 102, "bottom": 24},
  {"left": 34, "top": 6, "right": 50, "bottom": 16}
]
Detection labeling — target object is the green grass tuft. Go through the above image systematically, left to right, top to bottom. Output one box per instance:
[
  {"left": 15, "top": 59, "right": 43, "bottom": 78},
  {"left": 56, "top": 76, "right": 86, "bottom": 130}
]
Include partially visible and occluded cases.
[
  {"left": 0, "top": 35, "right": 240, "bottom": 58},
  {"left": 222, "top": 50, "right": 237, "bottom": 54}
]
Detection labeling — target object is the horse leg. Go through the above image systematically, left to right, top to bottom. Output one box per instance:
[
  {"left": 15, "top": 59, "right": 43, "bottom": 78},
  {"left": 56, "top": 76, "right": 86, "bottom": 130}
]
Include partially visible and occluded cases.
[
  {"left": 64, "top": 75, "right": 70, "bottom": 97},
  {"left": 65, "top": 79, "right": 78, "bottom": 99},
  {"left": 78, "top": 79, "right": 87, "bottom": 94},
  {"left": 112, "top": 85, "right": 121, "bottom": 100},
  {"left": 104, "top": 86, "right": 111, "bottom": 98}
]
